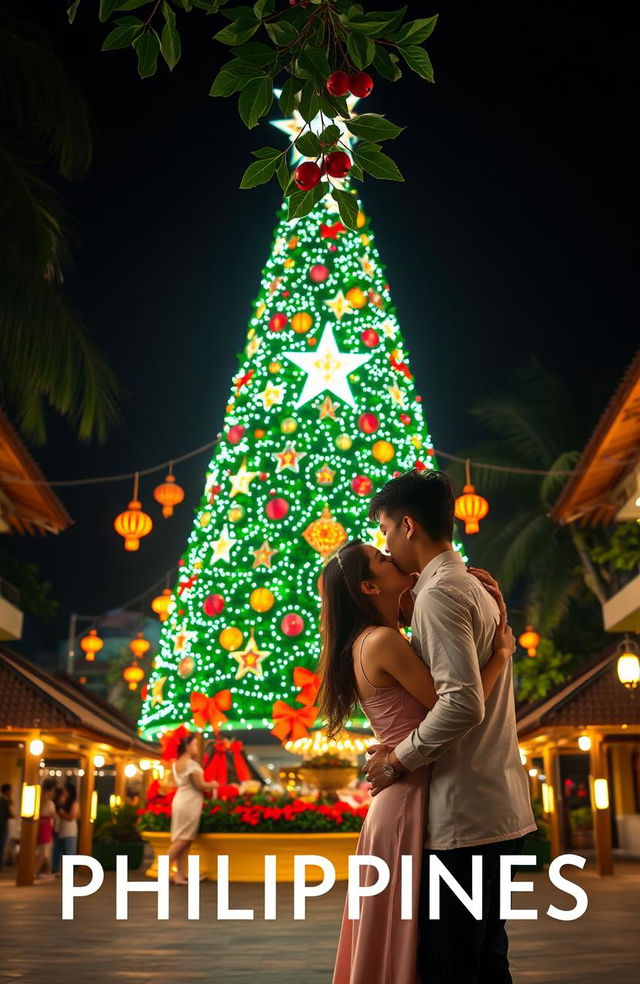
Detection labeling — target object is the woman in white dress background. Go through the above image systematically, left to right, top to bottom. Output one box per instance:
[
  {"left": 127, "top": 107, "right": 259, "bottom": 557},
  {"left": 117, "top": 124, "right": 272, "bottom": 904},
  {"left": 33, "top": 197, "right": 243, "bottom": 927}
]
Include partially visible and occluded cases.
[{"left": 168, "top": 732, "right": 217, "bottom": 884}]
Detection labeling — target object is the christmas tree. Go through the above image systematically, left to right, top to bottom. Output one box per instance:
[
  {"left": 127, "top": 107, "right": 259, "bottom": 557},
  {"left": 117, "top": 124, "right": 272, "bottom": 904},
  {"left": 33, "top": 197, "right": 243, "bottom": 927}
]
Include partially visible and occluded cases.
[{"left": 138, "top": 105, "right": 444, "bottom": 743}]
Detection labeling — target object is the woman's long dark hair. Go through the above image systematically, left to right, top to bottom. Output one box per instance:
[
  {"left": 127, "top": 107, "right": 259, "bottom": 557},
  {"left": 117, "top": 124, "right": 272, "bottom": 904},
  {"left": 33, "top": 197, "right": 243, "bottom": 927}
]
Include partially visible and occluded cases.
[
  {"left": 317, "top": 539, "right": 386, "bottom": 739},
  {"left": 62, "top": 781, "right": 77, "bottom": 810}
]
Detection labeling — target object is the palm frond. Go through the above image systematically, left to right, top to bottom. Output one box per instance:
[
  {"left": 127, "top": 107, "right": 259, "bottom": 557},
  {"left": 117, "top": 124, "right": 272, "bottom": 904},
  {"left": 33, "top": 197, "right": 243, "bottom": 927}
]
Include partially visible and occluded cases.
[
  {"left": 471, "top": 395, "right": 555, "bottom": 469},
  {"left": 445, "top": 439, "right": 537, "bottom": 497},
  {"left": 540, "top": 449, "right": 581, "bottom": 507},
  {"left": 526, "top": 540, "right": 584, "bottom": 633}
]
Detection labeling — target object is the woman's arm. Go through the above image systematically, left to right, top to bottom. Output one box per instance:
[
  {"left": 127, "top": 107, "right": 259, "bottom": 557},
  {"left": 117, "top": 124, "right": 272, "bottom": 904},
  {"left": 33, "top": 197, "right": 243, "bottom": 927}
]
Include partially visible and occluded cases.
[{"left": 189, "top": 766, "right": 217, "bottom": 796}]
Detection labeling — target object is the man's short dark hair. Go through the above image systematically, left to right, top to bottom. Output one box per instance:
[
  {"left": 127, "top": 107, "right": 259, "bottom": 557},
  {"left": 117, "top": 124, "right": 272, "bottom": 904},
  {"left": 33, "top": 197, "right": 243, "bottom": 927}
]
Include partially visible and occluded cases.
[{"left": 368, "top": 469, "right": 455, "bottom": 542}]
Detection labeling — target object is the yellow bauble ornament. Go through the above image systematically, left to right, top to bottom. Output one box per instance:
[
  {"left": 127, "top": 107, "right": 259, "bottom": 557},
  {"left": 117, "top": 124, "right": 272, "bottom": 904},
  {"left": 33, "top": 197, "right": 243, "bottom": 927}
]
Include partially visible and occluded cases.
[
  {"left": 357, "top": 211, "right": 366, "bottom": 228},
  {"left": 284, "top": 258, "right": 295, "bottom": 269},
  {"left": 346, "top": 287, "right": 367, "bottom": 309},
  {"left": 255, "top": 302, "right": 266, "bottom": 318},
  {"left": 291, "top": 312, "right": 313, "bottom": 334},
  {"left": 269, "top": 361, "right": 282, "bottom": 374},
  {"left": 281, "top": 417, "right": 298, "bottom": 434},
  {"left": 336, "top": 433, "right": 352, "bottom": 451},
  {"left": 372, "top": 440, "right": 395, "bottom": 463},
  {"left": 228, "top": 504, "right": 245, "bottom": 523},
  {"left": 199, "top": 511, "right": 212, "bottom": 527},
  {"left": 250, "top": 587, "right": 275, "bottom": 612},
  {"left": 220, "top": 627, "right": 243, "bottom": 651}
]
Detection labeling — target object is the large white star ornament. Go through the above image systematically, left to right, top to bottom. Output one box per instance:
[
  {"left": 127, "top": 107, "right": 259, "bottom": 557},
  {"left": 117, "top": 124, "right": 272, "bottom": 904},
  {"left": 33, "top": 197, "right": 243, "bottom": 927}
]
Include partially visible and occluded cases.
[
  {"left": 283, "top": 324, "right": 372, "bottom": 409},
  {"left": 210, "top": 524, "right": 235, "bottom": 565}
]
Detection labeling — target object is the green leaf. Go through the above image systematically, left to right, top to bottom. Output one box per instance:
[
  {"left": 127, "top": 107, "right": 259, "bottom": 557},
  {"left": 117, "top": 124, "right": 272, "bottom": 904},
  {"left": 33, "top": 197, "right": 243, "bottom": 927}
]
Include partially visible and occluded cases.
[
  {"left": 67, "top": 0, "right": 83, "bottom": 24},
  {"left": 99, "top": 0, "right": 121, "bottom": 22},
  {"left": 116, "top": 0, "right": 152, "bottom": 9},
  {"left": 253, "top": 0, "right": 274, "bottom": 17},
  {"left": 160, "top": 1, "right": 181, "bottom": 70},
  {"left": 220, "top": 5, "right": 256, "bottom": 20},
  {"left": 344, "top": 8, "right": 406, "bottom": 37},
  {"left": 391, "top": 15, "right": 438, "bottom": 46},
  {"left": 214, "top": 16, "right": 260, "bottom": 46},
  {"left": 101, "top": 20, "right": 144, "bottom": 50},
  {"left": 264, "top": 20, "right": 298, "bottom": 46},
  {"left": 133, "top": 29, "right": 160, "bottom": 78},
  {"left": 347, "top": 31, "right": 374, "bottom": 70},
  {"left": 234, "top": 41, "right": 277, "bottom": 66},
  {"left": 372, "top": 45, "right": 402, "bottom": 81},
  {"left": 397, "top": 45, "right": 434, "bottom": 81},
  {"left": 298, "top": 46, "right": 331, "bottom": 81},
  {"left": 210, "top": 59, "right": 263, "bottom": 95},
  {"left": 238, "top": 75, "right": 273, "bottom": 128},
  {"left": 278, "top": 77, "right": 302, "bottom": 116},
  {"left": 298, "top": 80, "right": 320, "bottom": 123},
  {"left": 320, "top": 92, "right": 349, "bottom": 119},
  {"left": 346, "top": 113, "right": 404, "bottom": 142},
  {"left": 320, "top": 124, "right": 341, "bottom": 146},
  {"left": 295, "top": 131, "right": 322, "bottom": 157},
  {"left": 352, "top": 142, "right": 403, "bottom": 181},
  {"left": 251, "top": 146, "right": 282, "bottom": 159},
  {"left": 240, "top": 156, "right": 277, "bottom": 189},
  {"left": 276, "top": 157, "right": 291, "bottom": 192},
  {"left": 349, "top": 158, "right": 364, "bottom": 180},
  {"left": 287, "top": 181, "right": 326, "bottom": 220},
  {"left": 332, "top": 189, "right": 359, "bottom": 229}
]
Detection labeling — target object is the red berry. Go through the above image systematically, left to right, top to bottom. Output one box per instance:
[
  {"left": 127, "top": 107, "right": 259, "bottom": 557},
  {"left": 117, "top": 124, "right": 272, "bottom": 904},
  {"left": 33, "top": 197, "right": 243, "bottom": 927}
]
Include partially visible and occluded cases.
[
  {"left": 326, "top": 70, "right": 350, "bottom": 98},
  {"left": 349, "top": 71, "right": 374, "bottom": 98},
  {"left": 324, "top": 150, "right": 351, "bottom": 178},
  {"left": 294, "top": 161, "right": 322, "bottom": 191}
]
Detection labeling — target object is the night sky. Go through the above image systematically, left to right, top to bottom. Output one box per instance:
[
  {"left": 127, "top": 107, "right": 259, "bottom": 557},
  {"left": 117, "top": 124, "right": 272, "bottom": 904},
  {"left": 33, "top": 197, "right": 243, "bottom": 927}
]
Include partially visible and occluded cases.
[{"left": 12, "top": 1, "right": 637, "bottom": 656}]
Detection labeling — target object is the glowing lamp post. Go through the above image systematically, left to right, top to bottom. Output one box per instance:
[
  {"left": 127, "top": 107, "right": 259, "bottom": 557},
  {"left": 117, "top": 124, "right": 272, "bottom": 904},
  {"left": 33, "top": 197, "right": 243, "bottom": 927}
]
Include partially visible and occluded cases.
[{"left": 616, "top": 636, "right": 640, "bottom": 690}]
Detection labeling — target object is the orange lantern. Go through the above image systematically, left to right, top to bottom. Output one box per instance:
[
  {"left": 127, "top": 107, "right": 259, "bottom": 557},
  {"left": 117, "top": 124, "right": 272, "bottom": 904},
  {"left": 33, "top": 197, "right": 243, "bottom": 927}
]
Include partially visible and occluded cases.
[
  {"left": 454, "top": 461, "right": 489, "bottom": 534},
  {"left": 153, "top": 469, "right": 184, "bottom": 518},
  {"left": 114, "top": 473, "right": 153, "bottom": 551},
  {"left": 302, "top": 505, "right": 347, "bottom": 558},
  {"left": 151, "top": 588, "right": 172, "bottom": 622},
  {"left": 518, "top": 625, "right": 541, "bottom": 658},
  {"left": 80, "top": 629, "right": 103, "bottom": 662},
  {"left": 129, "top": 632, "right": 151, "bottom": 660},
  {"left": 123, "top": 660, "right": 145, "bottom": 691}
]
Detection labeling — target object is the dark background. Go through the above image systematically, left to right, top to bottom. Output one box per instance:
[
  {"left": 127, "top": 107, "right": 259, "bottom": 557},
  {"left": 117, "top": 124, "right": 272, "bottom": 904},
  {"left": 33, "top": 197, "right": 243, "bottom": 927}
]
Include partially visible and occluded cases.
[{"left": 11, "top": 1, "right": 637, "bottom": 654}]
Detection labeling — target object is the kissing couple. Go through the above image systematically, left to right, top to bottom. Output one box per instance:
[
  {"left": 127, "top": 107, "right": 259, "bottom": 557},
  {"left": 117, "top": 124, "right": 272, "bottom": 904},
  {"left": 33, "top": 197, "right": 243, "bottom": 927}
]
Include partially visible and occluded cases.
[{"left": 317, "top": 469, "right": 536, "bottom": 984}]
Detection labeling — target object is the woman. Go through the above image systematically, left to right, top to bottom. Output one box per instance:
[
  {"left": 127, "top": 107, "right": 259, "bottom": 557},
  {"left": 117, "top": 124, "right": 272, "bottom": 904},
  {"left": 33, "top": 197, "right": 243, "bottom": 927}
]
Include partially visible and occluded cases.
[
  {"left": 317, "top": 541, "right": 515, "bottom": 984},
  {"left": 168, "top": 732, "right": 217, "bottom": 885},
  {"left": 35, "top": 779, "right": 57, "bottom": 879},
  {"left": 53, "top": 782, "right": 79, "bottom": 877}
]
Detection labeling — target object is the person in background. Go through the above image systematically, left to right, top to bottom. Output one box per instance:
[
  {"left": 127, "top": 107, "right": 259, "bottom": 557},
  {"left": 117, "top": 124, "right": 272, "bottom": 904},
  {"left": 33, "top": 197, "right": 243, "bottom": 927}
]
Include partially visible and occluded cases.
[
  {"left": 168, "top": 733, "right": 217, "bottom": 885},
  {"left": 35, "top": 779, "right": 57, "bottom": 879},
  {"left": 52, "top": 781, "right": 79, "bottom": 877},
  {"left": 0, "top": 783, "right": 15, "bottom": 872}
]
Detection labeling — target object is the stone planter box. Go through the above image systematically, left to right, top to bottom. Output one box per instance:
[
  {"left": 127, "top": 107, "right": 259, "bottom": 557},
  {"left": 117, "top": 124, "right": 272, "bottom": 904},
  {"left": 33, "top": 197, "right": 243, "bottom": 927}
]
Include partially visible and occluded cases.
[{"left": 142, "top": 831, "right": 361, "bottom": 882}]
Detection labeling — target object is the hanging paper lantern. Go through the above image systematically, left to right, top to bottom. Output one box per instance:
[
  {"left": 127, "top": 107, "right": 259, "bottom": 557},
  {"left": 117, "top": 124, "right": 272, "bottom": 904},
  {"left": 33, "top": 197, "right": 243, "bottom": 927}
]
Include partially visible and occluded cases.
[
  {"left": 309, "top": 264, "right": 330, "bottom": 283},
  {"left": 346, "top": 287, "right": 367, "bottom": 309},
  {"left": 292, "top": 312, "right": 313, "bottom": 334},
  {"left": 269, "top": 313, "right": 288, "bottom": 332},
  {"left": 361, "top": 329, "right": 380, "bottom": 348},
  {"left": 358, "top": 413, "right": 379, "bottom": 434},
  {"left": 281, "top": 417, "right": 298, "bottom": 434},
  {"left": 227, "top": 425, "right": 246, "bottom": 445},
  {"left": 335, "top": 433, "right": 352, "bottom": 451},
  {"left": 372, "top": 440, "right": 395, "bottom": 463},
  {"left": 153, "top": 473, "right": 185, "bottom": 518},
  {"left": 352, "top": 474, "right": 373, "bottom": 496},
  {"left": 454, "top": 484, "right": 489, "bottom": 534},
  {"left": 266, "top": 497, "right": 289, "bottom": 520},
  {"left": 114, "top": 499, "right": 153, "bottom": 552},
  {"left": 228, "top": 504, "right": 246, "bottom": 523},
  {"left": 302, "top": 505, "right": 347, "bottom": 557},
  {"left": 250, "top": 587, "right": 275, "bottom": 612},
  {"left": 151, "top": 588, "right": 173, "bottom": 622},
  {"left": 203, "top": 594, "right": 225, "bottom": 617},
  {"left": 281, "top": 613, "right": 304, "bottom": 637},
  {"left": 518, "top": 625, "right": 541, "bottom": 658},
  {"left": 220, "top": 627, "right": 243, "bottom": 651},
  {"left": 80, "top": 629, "right": 103, "bottom": 662},
  {"left": 130, "top": 632, "right": 151, "bottom": 661},
  {"left": 178, "top": 656, "right": 195, "bottom": 679},
  {"left": 123, "top": 660, "right": 145, "bottom": 691}
]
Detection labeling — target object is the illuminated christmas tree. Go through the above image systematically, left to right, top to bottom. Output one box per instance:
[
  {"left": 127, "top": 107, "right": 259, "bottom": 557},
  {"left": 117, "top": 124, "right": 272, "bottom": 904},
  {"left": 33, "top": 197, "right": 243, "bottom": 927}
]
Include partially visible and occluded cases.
[{"left": 138, "top": 105, "right": 443, "bottom": 743}]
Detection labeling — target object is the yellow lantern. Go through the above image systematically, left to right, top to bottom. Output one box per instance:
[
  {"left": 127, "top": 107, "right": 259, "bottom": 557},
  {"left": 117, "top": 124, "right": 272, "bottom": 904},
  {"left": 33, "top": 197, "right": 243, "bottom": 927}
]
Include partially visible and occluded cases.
[
  {"left": 346, "top": 287, "right": 367, "bottom": 309},
  {"left": 292, "top": 312, "right": 313, "bottom": 334},
  {"left": 372, "top": 440, "right": 395, "bottom": 463},
  {"left": 153, "top": 471, "right": 185, "bottom": 518},
  {"left": 114, "top": 494, "right": 153, "bottom": 552},
  {"left": 250, "top": 587, "right": 275, "bottom": 612},
  {"left": 151, "top": 588, "right": 173, "bottom": 622},
  {"left": 518, "top": 625, "right": 541, "bottom": 658},
  {"left": 220, "top": 626, "right": 243, "bottom": 651},
  {"left": 80, "top": 628, "right": 103, "bottom": 662},
  {"left": 129, "top": 632, "right": 151, "bottom": 660},
  {"left": 617, "top": 636, "right": 640, "bottom": 690},
  {"left": 123, "top": 660, "right": 145, "bottom": 691}
]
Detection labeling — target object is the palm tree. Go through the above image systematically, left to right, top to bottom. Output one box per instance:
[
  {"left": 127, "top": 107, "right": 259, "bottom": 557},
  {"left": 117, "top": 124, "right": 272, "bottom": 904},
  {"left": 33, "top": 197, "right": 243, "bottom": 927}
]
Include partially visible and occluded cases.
[
  {"left": 0, "top": 4, "right": 119, "bottom": 442},
  {"left": 448, "top": 358, "right": 608, "bottom": 634}
]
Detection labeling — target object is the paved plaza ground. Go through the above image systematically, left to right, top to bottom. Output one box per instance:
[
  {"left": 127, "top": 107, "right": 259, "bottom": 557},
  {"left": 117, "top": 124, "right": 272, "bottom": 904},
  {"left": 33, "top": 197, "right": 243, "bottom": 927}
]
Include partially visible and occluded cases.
[{"left": 1, "top": 855, "right": 638, "bottom": 984}]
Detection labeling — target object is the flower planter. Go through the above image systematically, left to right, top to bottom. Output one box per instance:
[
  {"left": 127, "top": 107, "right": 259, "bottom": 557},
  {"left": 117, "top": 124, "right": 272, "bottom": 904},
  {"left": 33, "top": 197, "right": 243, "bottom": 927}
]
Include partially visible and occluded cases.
[
  {"left": 297, "top": 766, "right": 358, "bottom": 795},
  {"left": 143, "top": 831, "right": 361, "bottom": 882},
  {"left": 92, "top": 841, "right": 145, "bottom": 871}
]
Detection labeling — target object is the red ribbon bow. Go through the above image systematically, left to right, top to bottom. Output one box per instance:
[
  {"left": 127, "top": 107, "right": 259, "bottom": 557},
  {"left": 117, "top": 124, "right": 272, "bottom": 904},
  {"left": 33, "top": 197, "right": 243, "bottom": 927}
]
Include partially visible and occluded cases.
[
  {"left": 389, "top": 354, "right": 413, "bottom": 379},
  {"left": 293, "top": 666, "right": 321, "bottom": 707},
  {"left": 190, "top": 689, "right": 232, "bottom": 734},
  {"left": 270, "top": 701, "right": 319, "bottom": 742},
  {"left": 203, "top": 738, "right": 229, "bottom": 784},
  {"left": 229, "top": 739, "right": 251, "bottom": 782}
]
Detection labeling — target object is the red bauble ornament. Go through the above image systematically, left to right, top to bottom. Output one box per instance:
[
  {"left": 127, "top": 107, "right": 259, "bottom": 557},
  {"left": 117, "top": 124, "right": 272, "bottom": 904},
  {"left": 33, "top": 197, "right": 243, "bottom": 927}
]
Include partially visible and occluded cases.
[
  {"left": 326, "top": 70, "right": 350, "bottom": 98},
  {"left": 349, "top": 71, "right": 374, "bottom": 98},
  {"left": 324, "top": 150, "right": 351, "bottom": 178},
  {"left": 294, "top": 161, "right": 322, "bottom": 191},
  {"left": 328, "top": 243, "right": 337, "bottom": 252},
  {"left": 309, "top": 264, "right": 330, "bottom": 283},
  {"left": 283, "top": 290, "right": 291, "bottom": 298},
  {"left": 268, "top": 312, "right": 288, "bottom": 332},
  {"left": 361, "top": 329, "right": 380, "bottom": 348},
  {"left": 358, "top": 412, "right": 380, "bottom": 434},
  {"left": 399, "top": 413, "right": 412, "bottom": 425},
  {"left": 227, "top": 424, "right": 245, "bottom": 445},
  {"left": 415, "top": 460, "right": 427, "bottom": 472},
  {"left": 352, "top": 474, "right": 373, "bottom": 496},
  {"left": 266, "top": 497, "right": 289, "bottom": 520},
  {"left": 203, "top": 594, "right": 225, "bottom": 617},
  {"left": 281, "top": 612, "right": 305, "bottom": 637}
]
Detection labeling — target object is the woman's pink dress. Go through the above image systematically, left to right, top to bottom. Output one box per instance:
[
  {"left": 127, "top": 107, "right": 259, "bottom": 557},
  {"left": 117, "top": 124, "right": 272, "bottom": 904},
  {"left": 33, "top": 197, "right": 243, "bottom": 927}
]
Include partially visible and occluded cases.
[{"left": 332, "top": 645, "right": 432, "bottom": 984}]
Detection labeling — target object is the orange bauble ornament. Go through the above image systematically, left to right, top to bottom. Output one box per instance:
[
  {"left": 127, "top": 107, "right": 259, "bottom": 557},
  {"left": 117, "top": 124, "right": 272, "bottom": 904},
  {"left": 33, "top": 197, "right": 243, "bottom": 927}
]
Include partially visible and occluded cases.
[
  {"left": 346, "top": 287, "right": 367, "bottom": 309},
  {"left": 291, "top": 312, "right": 313, "bottom": 334},
  {"left": 372, "top": 440, "right": 395, "bottom": 463},
  {"left": 153, "top": 472, "right": 185, "bottom": 518},
  {"left": 302, "top": 505, "right": 347, "bottom": 558},
  {"left": 250, "top": 587, "right": 275, "bottom": 612},
  {"left": 151, "top": 588, "right": 173, "bottom": 622},
  {"left": 518, "top": 625, "right": 541, "bottom": 658},
  {"left": 220, "top": 627, "right": 243, "bottom": 651},
  {"left": 80, "top": 629, "right": 103, "bottom": 662}
]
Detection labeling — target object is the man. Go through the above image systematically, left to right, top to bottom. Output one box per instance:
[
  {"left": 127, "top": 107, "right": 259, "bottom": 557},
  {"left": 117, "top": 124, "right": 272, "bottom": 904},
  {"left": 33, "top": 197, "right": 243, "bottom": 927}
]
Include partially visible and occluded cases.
[
  {"left": 365, "top": 469, "right": 536, "bottom": 984},
  {"left": 0, "top": 782, "right": 15, "bottom": 872}
]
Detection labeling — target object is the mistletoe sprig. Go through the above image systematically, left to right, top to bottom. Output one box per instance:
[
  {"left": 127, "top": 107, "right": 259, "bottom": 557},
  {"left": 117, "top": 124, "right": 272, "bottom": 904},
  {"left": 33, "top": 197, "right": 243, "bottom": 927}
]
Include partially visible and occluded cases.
[{"left": 70, "top": 1, "right": 438, "bottom": 228}]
